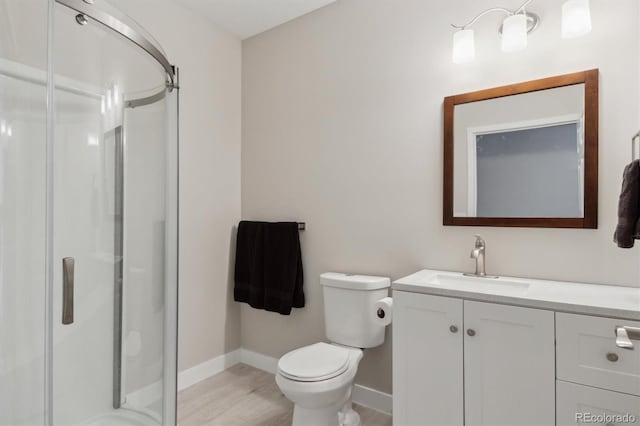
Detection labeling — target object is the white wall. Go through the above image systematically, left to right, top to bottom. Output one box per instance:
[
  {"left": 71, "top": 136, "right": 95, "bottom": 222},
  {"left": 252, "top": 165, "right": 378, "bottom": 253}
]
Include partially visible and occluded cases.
[
  {"left": 108, "top": 0, "right": 243, "bottom": 372},
  {"left": 242, "top": 0, "right": 640, "bottom": 394}
]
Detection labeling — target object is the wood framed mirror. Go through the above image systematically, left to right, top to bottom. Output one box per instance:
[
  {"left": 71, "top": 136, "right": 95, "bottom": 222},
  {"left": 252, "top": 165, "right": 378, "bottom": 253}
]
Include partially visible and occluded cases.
[{"left": 443, "top": 69, "right": 599, "bottom": 228}]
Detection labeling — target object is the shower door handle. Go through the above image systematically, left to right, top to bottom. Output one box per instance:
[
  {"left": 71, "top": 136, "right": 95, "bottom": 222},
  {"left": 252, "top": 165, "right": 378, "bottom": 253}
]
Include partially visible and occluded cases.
[{"left": 62, "top": 257, "right": 75, "bottom": 325}]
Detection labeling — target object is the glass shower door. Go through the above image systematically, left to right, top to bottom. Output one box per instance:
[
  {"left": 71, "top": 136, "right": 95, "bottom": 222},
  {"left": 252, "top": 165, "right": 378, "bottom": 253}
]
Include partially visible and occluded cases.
[
  {"left": 0, "top": 0, "right": 49, "bottom": 424},
  {"left": 51, "top": 2, "right": 177, "bottom": 425}
]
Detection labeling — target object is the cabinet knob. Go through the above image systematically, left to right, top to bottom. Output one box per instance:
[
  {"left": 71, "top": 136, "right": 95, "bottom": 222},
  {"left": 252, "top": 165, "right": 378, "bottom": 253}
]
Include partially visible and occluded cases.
[
  {"left": 450, "top": 325, "right": 458, "bottom": 333},
  {"left": 467, "top": 329, "right": 476, "bottom": 337},
  {"left": 606, "top": 352, "right": 619, "bottom": 362}
]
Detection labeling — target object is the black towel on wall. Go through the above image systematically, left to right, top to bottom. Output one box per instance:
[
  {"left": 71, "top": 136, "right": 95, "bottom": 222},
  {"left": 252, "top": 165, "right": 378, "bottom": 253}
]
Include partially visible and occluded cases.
[
  {"left": 614, "top": 160, "right": 640, "bottom": 248},
  {"left": 234, "top": 221, "right": 304, "bottom": 315}
]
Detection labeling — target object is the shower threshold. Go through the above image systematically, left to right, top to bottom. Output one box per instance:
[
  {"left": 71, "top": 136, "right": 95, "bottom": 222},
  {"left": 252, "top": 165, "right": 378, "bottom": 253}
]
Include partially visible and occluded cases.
[{"left": 82, "top": 407, "right": 160, "bottom": 426}]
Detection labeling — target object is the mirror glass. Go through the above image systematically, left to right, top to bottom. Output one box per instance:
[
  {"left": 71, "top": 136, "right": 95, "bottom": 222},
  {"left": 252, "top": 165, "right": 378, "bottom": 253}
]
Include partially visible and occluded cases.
[{"left": 453, "top": 84, "right": 585, "bottom": 218}]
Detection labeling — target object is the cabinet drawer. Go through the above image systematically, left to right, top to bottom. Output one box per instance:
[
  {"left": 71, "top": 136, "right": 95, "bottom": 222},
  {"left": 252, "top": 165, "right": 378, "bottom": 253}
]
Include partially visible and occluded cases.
[
  {"left": 556, "top": 313, "right": 640, "bottom": 396},
  {"left": 557, "top": 381, "right": 640, "bottom": 426}
]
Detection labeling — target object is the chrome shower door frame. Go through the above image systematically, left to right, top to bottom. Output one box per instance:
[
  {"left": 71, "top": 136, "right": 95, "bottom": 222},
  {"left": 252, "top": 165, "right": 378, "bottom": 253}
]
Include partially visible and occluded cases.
[{"left": 54, "top": 0, "right": 177, "bottom": 89}]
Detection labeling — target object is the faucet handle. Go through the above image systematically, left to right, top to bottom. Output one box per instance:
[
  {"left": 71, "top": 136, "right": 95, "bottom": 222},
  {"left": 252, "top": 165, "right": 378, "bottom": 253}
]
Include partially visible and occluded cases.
[{"left": 474, "top": 234, "right": 485, "bottom": 248}]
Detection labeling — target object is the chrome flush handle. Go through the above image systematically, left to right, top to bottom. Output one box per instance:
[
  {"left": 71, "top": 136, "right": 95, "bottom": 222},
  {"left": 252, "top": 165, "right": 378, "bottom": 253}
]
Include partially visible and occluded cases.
[{"left": 615, "top": 326, "right": 640, "bottom": 350}]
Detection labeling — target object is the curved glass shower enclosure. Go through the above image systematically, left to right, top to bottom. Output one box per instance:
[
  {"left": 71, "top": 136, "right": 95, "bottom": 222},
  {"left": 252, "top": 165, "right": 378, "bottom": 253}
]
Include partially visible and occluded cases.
[{"left": 0, "top": 0, "right": 179, "bottom": 425}]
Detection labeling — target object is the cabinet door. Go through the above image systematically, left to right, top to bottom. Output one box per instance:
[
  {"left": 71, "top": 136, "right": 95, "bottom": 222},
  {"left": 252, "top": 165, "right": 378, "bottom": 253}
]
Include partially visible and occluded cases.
[
  {"left": 392, "top": 291, "right": 463, "bottom": 426},
  {"left": 464, "top": 301, "right": 555, "bottom": 426},
  {"left": 557, "top": 380, "right": 640, "bottom": 426}
]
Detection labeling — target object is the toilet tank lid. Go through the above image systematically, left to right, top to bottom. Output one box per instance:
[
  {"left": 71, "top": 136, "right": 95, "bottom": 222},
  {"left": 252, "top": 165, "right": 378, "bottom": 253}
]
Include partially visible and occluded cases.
[{"left": 320, "top": 272, "right": 391, "bottom": 290}]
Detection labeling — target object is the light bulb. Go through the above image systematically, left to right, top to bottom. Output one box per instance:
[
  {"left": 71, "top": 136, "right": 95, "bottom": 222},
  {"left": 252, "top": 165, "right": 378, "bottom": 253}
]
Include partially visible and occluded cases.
[
  {"left": 562, "top": 0, "right": 592, "bottom": 39},
  {"left": 501, "top": 14, "right": 528, "bottom": 53},
  {"left": 452, "top": 29, "right": 475, "bottom": 64},
  {"left": 0, "top": 122, "right": 6, "bottom": 135},
  {"left": 7, "top": 126, "right": 12, "bottom": 137}
]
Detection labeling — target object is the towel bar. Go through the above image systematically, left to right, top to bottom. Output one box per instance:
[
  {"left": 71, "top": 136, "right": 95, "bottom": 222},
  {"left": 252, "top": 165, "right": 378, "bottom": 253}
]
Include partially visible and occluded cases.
[{"left": 298, "top": 222, "right": 306, "bottom": 231}]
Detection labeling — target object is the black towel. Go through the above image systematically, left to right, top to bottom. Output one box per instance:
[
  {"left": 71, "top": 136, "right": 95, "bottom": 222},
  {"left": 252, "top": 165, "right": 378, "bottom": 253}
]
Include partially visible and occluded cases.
[
  {"left": 614, "top": 160, "right": 640, "bottom": 248},
  {"left": 234, "top": 221, "right": 304, "bottom": 315}
]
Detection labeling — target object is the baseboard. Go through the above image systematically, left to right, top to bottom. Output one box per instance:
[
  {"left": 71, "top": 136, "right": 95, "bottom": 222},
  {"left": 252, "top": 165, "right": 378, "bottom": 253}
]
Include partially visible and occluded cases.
[
  {"left": 177, "top": 348, "right": 242, "bottom": 391},
  {"left": 238, "top": 348, "right": 392, "bottom": 415},
  {"left": 238, "top": 348, "right": 278, "bottom": 374},
  {"left": 352, "top": 384, "right": 393, "bottom": 415}
]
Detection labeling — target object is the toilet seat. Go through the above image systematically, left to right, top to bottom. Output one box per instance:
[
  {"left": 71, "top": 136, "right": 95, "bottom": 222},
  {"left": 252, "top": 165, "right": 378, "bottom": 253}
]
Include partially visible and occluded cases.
[{"left": 278, "top": 342, "right": 351, "bottom": 382}]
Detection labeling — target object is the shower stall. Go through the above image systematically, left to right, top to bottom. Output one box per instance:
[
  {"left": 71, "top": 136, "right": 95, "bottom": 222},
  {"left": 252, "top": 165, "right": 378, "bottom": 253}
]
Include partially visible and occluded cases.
[{"left": 0, "top": 0, "right": 179, "bottom": 424}]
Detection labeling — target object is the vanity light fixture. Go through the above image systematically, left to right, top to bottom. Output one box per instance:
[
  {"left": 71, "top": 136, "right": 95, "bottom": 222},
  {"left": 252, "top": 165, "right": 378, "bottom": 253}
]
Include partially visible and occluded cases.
[
  {"left": 451, "top": 0, "right": 539, "bottom": 63},
  {"left": 452, "top": 0, "right": 592, "bottom": 64},
  {"left": 561, "top": 0, "right": 592, "bottom": 39},
  {"left": 501, "top": 13, "right": 529, "bottom": 53},
  {"left": 452, "top": 29, "right": 475, "bottom": 64}
]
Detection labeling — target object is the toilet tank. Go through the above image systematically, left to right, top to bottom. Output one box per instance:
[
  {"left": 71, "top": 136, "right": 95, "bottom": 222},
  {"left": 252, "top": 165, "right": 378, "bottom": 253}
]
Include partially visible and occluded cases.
[{"left": 320, "top": 272, "right": 391, "bottom": 348}]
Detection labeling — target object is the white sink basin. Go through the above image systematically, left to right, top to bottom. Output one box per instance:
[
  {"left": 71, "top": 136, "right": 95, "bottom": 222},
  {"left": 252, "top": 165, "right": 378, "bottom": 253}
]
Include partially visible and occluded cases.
[{"left": 428, "top": 273, "right": 530, "bottom": 295}]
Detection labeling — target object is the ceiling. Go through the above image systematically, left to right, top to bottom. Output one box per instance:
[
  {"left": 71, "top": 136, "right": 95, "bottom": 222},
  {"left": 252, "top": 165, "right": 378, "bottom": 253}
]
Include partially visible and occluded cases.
[{"left": 175, "top": 0, "right": 337, "bottom": 40}]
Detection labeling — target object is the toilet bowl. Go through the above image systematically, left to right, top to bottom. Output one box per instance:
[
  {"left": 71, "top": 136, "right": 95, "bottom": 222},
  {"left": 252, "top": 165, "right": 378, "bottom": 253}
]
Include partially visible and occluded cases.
[
  {"left": 275, "top": 273, "right": 391, "bottom": 426},
  {"left": 276, "top": 343, "right": 363, "bottom": 426}
]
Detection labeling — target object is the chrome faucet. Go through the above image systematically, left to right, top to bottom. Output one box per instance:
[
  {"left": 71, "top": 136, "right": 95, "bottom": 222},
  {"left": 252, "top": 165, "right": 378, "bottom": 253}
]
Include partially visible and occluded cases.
[{"left": 464, "top": 235, "right": 498, "bottom": 279}]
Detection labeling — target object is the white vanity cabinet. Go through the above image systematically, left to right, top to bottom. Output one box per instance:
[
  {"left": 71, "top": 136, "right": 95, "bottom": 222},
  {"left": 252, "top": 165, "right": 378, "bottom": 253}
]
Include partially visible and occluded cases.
[
  {"left": 392, "top": 269, "right": 640, "bottom": 426},
  {"left": 393, "top": 291, "right": 555, "bottom": 426}
]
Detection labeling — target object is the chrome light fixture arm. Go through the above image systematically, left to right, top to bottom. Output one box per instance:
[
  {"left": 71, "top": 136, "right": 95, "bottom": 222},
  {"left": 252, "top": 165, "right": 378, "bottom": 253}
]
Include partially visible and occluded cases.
[
  {"left": 451, "top": 0, "right": 534, "bottom": 30},
  {"left": 451, "top": 7, "right": 514, "bottom": 30}
]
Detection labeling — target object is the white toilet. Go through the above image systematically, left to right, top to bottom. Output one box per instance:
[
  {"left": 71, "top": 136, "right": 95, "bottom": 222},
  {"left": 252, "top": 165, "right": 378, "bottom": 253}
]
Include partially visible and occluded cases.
[{"left": 275, "top": 272, "right": 391, "bottom": 426}]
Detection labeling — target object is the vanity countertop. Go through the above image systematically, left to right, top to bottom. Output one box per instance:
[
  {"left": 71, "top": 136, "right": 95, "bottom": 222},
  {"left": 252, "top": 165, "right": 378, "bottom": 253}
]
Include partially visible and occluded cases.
[{"left": 393, "top": 269, "right": 640, "bottom": 320}]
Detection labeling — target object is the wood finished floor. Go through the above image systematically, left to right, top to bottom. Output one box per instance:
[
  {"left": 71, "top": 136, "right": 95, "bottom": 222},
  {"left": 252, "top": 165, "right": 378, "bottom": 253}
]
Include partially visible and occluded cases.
[{"left": 178, "top": 364, "right": 392, "bottom": 426}]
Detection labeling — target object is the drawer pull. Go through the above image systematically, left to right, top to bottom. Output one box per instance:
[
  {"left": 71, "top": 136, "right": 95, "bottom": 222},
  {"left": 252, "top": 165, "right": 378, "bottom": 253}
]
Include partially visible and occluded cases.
[
  {"left": 450, "top": 325, "right": 458, "bottom": 333},
  {"left": 615, "top": 326, "right": 640, "bottom": 350},
  {"left": 467, "top": 329, "right": 476, "bottom": 337},
  {"left": 606, "top": 352, "right": 619, "bottom": 362}
]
